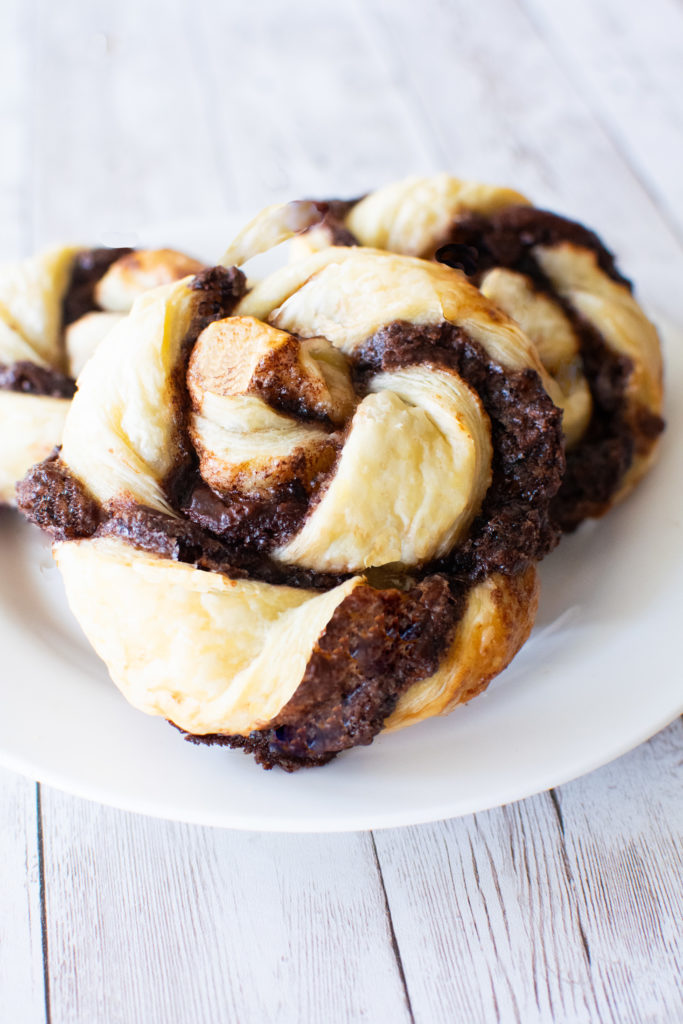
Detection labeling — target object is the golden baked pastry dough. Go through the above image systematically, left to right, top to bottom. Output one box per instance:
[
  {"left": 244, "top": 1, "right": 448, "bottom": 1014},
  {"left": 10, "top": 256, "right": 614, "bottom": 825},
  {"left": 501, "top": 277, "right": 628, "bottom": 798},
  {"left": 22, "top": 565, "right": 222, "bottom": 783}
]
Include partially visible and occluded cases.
[
  {"left": 253, "top": 175, "right": 664, "bottom": 528},
  {"left": 0, "top": 245, "right": 203, "bottom": 504},
  {"left": 0, "top": 245, "right": 78, "bottom": 503},
  {"left": 20, "top": 250, "right": 563, "bottom": 769},
  {"left": 55, "top": 538, "right": 538, "bottom": 741}
]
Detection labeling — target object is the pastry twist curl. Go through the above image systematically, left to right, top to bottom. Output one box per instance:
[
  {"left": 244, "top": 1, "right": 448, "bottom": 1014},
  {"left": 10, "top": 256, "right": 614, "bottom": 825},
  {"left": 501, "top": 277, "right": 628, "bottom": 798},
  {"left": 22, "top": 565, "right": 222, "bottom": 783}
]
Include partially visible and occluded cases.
[
  {"left": 253, "top": 175, "right": 664, "bottom": 529},
  {"left": 0, "top": 244, "right": 203, "bottom": 503},
  {"left": 19, "top": 248, "right": 563, "bottom": 769}
]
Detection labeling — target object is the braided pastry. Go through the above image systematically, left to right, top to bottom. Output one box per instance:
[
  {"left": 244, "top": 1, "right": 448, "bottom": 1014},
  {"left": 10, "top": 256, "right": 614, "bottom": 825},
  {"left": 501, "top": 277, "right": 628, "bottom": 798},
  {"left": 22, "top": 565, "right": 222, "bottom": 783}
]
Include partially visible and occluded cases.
[
  {"left": 269, "top": 175, "right": 664, "bottom": 530},
  {"left": 0, "top": 244, "right": 203, "bottom": 504},
  {"left": 18, "top": 247, "right": 564, "bottom": 769}
]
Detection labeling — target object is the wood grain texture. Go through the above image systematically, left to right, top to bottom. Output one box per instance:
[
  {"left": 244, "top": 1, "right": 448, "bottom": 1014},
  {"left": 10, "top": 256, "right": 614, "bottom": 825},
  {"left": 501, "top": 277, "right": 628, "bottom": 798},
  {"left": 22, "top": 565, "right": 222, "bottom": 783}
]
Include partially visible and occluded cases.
[
  {"left": 31, "top": 0, "right": 229, "bottom": 247},
  {"left": 189, "top": 0, "right": 436, "bottom": 207},
  {"left": 361, "top": 0, "right": 683, "bottom": 321},
  {"left": 521, "top": 0, "right": 683, "bottom": 242},
  {"left": 0, "top": 1, "right": 681, "bottom": 1022},
  {"left": 0, "top": 9, "right": 46, "bottom": 1021},
  {"left": 374, "top": 718, "right": 683, "bottom": 1024},
  {"left": 551, "top": 719, "right": 683, "bottom": 1024},
  {"left": 0, "top": 770, "right": 45, "bottom": 1024},
  {"left": 39, "top": 794, "right": 411, "bottom": 1024}
]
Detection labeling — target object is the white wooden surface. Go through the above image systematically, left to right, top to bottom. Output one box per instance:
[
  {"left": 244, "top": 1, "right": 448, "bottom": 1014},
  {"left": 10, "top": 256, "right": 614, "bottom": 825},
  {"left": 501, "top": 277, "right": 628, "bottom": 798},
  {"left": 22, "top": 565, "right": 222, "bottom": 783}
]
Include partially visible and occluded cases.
[{"left": 1, "top": 1, "right": 682, "bottom": 1021}]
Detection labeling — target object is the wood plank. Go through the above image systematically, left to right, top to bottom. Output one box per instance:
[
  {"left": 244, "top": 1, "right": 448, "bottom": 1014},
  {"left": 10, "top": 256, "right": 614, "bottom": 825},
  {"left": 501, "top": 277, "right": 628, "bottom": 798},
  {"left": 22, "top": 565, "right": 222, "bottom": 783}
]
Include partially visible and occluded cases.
[
  {"left": 0, "top": 0, "right": 32, "bottom": 256},
  {"left": 29, "top": 0, "right": 440, "bottom": 245},
  {"left": 31, "top": 0, "right": 229, "bottom": 247},
  {"left": 191, "top": 0, "right": 436, "bottom": 208},
  {"left": 362, "top": 0, "right": 683, "bottom": 323},
  {"left": 521, "top": 0, "right": 683, "bottom": 240},
  {"left": 10, "top": 5, "right": 683, "bottom": 1024},
  {"left": 0, "top": 6, "right": 46, "bottom": 1019},
  {"left": 551, "top": 718, "right": 683, "bottom": 1024},
  {"left": 374, "top": 720, "right": 682, "bottom": 1024},
  {"left": 0, "top": 769, "right": 46, "bottom": 1024},
  {"left": 39, "top": 792, "right": 411, "bottom": 1024},
  {"left": 375, "top": 793, "right": 600, "bottom": 1022}
]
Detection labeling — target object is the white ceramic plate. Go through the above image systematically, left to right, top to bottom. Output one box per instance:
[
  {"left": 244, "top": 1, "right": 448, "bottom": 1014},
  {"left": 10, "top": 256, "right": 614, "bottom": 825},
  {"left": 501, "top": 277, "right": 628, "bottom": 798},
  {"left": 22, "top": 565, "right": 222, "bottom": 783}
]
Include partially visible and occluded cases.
[{"left": 0, "top": 221, "right": 681, "bottom": 831}]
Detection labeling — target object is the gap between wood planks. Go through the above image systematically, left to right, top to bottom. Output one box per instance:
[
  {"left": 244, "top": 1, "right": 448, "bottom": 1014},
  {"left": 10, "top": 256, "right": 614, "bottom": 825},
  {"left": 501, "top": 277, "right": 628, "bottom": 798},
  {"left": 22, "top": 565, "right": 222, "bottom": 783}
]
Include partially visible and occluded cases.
[
  {"left": 9, "top": 2, "right": 683, "bottom": 1021},
  {"left": 371, "top": 722, "right": 682, "bottom": 1024},
  {"left": 36, "top": 786, "right": 52, "bottom": 1024},
  {"left": 370, "top": 832, "right": 416, "bottom": 1024}
]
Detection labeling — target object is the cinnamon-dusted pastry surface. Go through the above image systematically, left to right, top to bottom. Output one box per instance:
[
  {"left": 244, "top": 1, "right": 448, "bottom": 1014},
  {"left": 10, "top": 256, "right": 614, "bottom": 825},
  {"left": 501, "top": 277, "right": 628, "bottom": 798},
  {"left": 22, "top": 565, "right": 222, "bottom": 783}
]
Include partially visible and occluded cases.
[
  {"left": 276, "top": 174, "right": 664, "bottom": 529},
  {"left": 0, "top": 244, "right": 204, "bottom": 504},
  {"left": 19, "top": 249, "right": 562, "bottom": 770}
]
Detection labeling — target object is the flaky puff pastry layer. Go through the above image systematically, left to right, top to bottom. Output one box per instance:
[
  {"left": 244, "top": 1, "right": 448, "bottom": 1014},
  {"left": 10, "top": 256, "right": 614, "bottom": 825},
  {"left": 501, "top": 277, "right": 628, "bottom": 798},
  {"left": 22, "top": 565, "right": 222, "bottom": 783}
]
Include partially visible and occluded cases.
[
  {"left": 282, "top": 174, "right": 663, "bottom": 479},
  {"left": 0, "top": 245, "right": 203, "bottom": 504},
  {"left": 0, "top": 245, "right": 79, "bottom": 502},
  {"left": 0, "top": 245, "right": 80, "bottom": 370},
  {"left": 535, "top": 245, "right": 663, "bottom": 498},
  {"left": 47, "top": 248, "right": 554, "bottom": 761},
  {"left": 60, "top": 248, "right": 552, "bottom": 575},
  {"left": 60, "top": 277, "right": 202, "bottom": 516},
  {"left": 0, "top": 391, "right": 70, "bottom": 503},
  {"left": 55, "top": 537, "right": 538, "bottom": 739},
  {"left": 56, "top": 538, "right": 361, "bottom": 736},
  {"left": 386, "top": 566, "right": 538, "bottom": 730}
]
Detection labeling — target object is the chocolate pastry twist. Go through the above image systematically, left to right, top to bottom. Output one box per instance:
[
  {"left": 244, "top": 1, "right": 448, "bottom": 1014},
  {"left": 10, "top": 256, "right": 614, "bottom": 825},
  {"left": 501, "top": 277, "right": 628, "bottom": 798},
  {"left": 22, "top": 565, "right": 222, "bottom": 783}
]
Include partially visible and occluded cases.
[
  {"left": 264, "top": 175, "right": 664, "bottom": 529},
  {"left": 0, "top": 244, "right": 204, "bottom": 504},
  {"left": 19, "top": 246, "right": 565, "bottom": 770}
]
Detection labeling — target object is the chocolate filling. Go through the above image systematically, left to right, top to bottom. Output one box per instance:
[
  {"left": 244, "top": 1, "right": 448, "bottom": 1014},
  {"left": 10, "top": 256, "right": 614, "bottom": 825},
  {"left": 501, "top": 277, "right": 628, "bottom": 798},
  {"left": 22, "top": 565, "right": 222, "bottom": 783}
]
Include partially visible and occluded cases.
[
  {"left": 301, "top": 198, "right": 361, "bottom": 247},
  {"left": 434, "top": 206, "right": 664, "bottom": 529},
  {"left": 435, "top": 206, "right": 631, "bottom": 287},
  {"left": 0, "top": 246, "right": 134, "bottom": 401},
  {"left": 61, "top": 247, "right": 134, "bottom": 327},
  {"left": 163, "top": 266, "right": 249, "bottom": 508},
  {"left": 18, "top": 268, "right": 561, "bottom": 770},
  {"left": 353, "top": 322, "right": 564, "bottom": 579},
  {"left": 242, "top": 341, "right": 348, "bottom": 427},
  {"left": 0, "top": 361, "right": 76, "bottom": 399},
  {"left": 16, "top": 450, "right": 100, "bottom": 539},
  {"left": 184, "top": 477, "right": 319, "bottom": 553},
  {"left": 94, "top": 501, "right": 350, "bottom": 591},
  {"left": 184, "top": 575, "right": 462, "bottom": 770}
]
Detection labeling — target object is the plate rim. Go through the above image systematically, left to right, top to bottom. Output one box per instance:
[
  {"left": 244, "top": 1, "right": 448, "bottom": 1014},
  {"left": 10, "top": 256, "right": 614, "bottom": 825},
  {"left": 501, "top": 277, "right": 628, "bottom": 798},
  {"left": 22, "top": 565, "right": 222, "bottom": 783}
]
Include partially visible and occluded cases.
[
  {"left": 1, "top": 222, "right": 681, "bottom": 831},
  {"left": 1, "top": 702, "right": 681, "bottom": 832}
]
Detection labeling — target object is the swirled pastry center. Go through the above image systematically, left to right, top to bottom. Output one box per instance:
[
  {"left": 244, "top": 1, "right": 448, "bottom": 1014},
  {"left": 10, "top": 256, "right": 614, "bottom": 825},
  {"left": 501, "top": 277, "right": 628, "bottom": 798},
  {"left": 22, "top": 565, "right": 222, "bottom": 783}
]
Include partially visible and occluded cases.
[
  {"left": 281, "top": 182, "right": 664, "bottom": 530},
  {"left": 16, "top": 252, "right": 562, "bottom": 768},
  {"left": 19, "top": 256, "right": 563, "bottom": 585},
  {"left": 184, "top": 308, "right": 493, "bottom": 573},
  {"left": 275, "top": 366, "right": 491, "bottom": 572}
]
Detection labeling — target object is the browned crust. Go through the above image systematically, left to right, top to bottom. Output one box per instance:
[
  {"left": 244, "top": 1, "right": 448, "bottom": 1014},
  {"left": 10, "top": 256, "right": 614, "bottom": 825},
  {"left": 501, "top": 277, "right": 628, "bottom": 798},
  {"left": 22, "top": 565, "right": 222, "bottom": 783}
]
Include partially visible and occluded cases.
[
  {"left": 304, "top": 199, "right": 665, "bottom": 530},
  {"left": 434, "top": 207, "right": 665, "bottom": 529},
  {"left": 19, "top": 262, "right": 554, "bottom": 772},
  {"left": 385, "top": 566, "right": 539, "bottom": 731},
  {"left": 183, "top": 567, "right": 538, "bottom": 769},
  {"left": 183, "top": 574, "right": 464, "bottom": 770}
]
